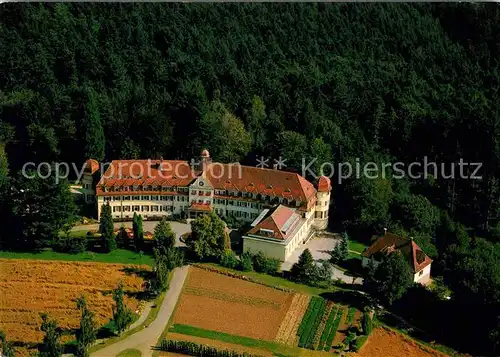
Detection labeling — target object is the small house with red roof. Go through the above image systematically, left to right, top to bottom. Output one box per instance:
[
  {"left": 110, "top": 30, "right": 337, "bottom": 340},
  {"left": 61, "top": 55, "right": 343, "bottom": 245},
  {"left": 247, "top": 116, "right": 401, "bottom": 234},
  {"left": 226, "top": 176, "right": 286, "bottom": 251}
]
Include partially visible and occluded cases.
[
  {"left": 243, "top": 204, "right": 315, "bottom": 261},
  {"left": 361, "top": 231, "right": 432, "bottom": 285}
]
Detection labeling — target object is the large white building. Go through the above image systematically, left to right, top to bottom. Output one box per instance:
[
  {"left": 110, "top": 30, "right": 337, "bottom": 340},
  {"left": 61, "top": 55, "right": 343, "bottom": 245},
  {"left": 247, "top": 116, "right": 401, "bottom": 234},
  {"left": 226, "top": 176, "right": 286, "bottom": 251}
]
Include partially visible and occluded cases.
[{"left": 86, "top": 150, "right": 331, "bottom": 261}]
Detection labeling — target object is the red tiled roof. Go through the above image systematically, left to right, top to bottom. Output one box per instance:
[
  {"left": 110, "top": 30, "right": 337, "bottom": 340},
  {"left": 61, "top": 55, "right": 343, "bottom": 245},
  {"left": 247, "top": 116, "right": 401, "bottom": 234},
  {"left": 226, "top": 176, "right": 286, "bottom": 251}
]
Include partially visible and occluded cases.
[
  {"left": 85, "top": 159, "right": 100, "bottom": 175},
  {"left": 96, "top": 160, "right": 317, "bottom": 204},
  {"left": 317, "top": 176, "right": 331, "bottom": 192},
  {"left": 189, "top": 203, "right": 212, "bottom": 212},
  {"left": 247, "top": 205, "right": 300, "bottom": 241},
  {"left": 362, "top": 232, "right": 432, "bottom": 273}
]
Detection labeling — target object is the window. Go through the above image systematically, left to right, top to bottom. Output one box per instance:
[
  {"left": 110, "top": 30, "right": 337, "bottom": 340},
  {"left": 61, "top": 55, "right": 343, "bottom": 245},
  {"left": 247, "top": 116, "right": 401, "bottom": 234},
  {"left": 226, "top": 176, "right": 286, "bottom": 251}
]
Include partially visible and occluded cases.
[
  {"left": 191, "top": 190, "right": 197, "bottom": 195},
  {"left": 141, "top": 195, "right": 150, "bottom": 201},
  {"left": 123, "top": 196, "right": 130, "bottom": 201},
  {"left": 104, "top": 197, "right": 112, "bottom": 202},
  {"left": 133, "top": 205, "right": 140, "bottom": 211},
  {"left": 141, "top": 205, "right": 150, "bottom": 212},
  {"left": 123, "top": 206, "right": 131, "bottom": 212},
  {"left": 151, "top": 206, "right": 159, "bottom": 212},
  {"left": 419, "top": 270, "right": 423, "bottom": 276}
]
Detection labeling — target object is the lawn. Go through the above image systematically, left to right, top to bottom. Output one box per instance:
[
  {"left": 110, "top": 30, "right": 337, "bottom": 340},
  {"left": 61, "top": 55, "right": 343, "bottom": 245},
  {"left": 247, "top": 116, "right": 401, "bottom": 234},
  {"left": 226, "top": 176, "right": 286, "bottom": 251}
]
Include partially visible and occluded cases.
[
  {"left": 349, "top": 240, "right": 367, "bottom": 254},
  {"left": 0, "top": 249, "right": 153, "bottom": 265},
  {"left": 168, "top": 324, "right": 330, "bottom": 356},
  {"left": 117, "top": 349, "right": 142, "bottom": 357}
]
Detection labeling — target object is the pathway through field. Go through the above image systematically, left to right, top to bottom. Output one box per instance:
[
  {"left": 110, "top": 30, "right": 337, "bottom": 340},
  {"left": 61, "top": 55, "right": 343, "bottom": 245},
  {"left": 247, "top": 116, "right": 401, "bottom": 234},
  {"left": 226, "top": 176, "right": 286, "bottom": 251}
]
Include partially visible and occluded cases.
[{"left": 91, "top": 266, "right": 189, "bottom": 357}]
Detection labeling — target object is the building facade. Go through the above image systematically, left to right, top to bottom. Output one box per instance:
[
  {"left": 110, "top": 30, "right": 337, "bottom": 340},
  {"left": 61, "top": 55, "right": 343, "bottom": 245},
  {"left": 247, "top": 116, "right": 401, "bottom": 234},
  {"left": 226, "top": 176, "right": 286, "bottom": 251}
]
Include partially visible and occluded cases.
[{"left": 89, "top": 150, "right": 331, "bottom": 260}]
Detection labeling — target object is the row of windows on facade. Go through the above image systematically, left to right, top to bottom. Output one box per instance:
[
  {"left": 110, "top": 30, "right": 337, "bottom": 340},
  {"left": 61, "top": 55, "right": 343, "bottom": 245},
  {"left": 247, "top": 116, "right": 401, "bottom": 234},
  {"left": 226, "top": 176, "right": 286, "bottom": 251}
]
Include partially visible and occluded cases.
[
  {"left": 100, "top": 186, "right": 302, "bottom": 205},
  {"left": 103, "top": 186, "right": 189, "bottom": 193},
  {"left": 103, "top": 195, "right": 188, "bottom": 202},
  {"left": 103, "top": 196, "right": 274, "bottom": 209},
  {"left": 111, "top": 205, "right": 257, "bottom": 219}
]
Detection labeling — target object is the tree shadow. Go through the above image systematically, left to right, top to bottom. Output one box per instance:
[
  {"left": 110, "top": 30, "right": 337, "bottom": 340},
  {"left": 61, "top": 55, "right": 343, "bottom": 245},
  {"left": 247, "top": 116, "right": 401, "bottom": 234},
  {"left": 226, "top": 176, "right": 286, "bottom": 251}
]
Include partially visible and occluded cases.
[
  {"left": 121, "top": 266, "right": 155, "bottom": 280},
  {"left": 320, "top": 290, "right": 373, "bottom": 310}
]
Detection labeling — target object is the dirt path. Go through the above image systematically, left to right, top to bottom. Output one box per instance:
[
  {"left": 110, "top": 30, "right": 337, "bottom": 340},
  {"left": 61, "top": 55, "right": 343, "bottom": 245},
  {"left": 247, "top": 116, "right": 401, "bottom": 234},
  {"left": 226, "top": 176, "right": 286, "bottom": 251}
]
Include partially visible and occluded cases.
[{"left": 91, "top": 266, "right": 189, "bottom": 357}]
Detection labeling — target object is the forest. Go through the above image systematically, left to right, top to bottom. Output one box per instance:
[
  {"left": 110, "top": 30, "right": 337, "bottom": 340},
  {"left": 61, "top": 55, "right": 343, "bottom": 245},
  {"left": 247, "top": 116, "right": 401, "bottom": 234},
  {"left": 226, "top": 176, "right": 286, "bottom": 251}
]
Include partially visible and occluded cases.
[{"left": 1, "top": 3, "right": 500, "bottom": 355}]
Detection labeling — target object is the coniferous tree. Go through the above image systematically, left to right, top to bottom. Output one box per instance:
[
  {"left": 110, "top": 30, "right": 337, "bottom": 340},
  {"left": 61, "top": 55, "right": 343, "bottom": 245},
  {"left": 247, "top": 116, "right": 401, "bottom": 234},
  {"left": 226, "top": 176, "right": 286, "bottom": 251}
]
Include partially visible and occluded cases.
[
  {"left": 83, "top": 86, "right": 105, "bottom": 161},
  {"left": 99, "top": 203, "right": 116, "bottom": 252},
  {"left": 133, "top": 213, "right": 144, "bottom": 251},
  {"left": 330, "top": 232, "right": 349, "bottom": 264},
  {"left": 290, "top": 249, "right": 315, "bottom": 283},
  {"left": 112, "top": 282, "right": 134, "bottom": 335},
  {"left": 75, "top": 296, "right": 97, "bottom": 357},
  {"left": 39, "top": 313, "right": 63, "bottom": 357}
]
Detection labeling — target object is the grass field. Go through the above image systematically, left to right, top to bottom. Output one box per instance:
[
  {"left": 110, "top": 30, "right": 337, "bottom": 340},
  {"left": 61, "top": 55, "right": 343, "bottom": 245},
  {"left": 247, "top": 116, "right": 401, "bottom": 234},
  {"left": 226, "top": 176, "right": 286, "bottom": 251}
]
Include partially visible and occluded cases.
[
  {"left": 348, "top": 241, "right": 368, "bottom": 254},
  {"left": 0, "top": 249, "right": 153, "bottom": 265},
  {"left": 0, "top": 259, "right": 149, "bottom": 356},
  {"left": 117, "top": 349, "right": 142, "bottom": 357}
]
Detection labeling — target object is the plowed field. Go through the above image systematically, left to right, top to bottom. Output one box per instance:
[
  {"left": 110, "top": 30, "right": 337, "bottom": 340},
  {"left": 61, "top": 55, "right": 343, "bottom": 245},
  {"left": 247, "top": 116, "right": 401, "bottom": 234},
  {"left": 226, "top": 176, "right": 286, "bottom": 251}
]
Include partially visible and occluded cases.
[
  {"left": 0, "top": 259, "right": 148, "bottom": 355},
  {"left": 172, "top": 267, "right": 294, "bottom": 341},
  {"left": 349, "top": 327, "right": 449, "bottom": 357}
]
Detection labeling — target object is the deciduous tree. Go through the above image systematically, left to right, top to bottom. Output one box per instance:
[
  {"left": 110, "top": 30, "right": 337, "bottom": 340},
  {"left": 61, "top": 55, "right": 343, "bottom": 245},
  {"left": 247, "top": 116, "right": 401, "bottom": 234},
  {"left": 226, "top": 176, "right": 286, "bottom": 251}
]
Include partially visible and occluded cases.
[{"left": 39, "top": 313, "right": 63, "bottom": 357}]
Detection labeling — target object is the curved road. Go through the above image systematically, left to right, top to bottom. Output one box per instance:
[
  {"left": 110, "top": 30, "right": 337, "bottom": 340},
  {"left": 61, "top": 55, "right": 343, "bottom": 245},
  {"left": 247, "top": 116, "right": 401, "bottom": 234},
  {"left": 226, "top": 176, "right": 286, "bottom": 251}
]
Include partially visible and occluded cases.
[{"left": 91, "top": 266, "right": 189, "bottom": 357}]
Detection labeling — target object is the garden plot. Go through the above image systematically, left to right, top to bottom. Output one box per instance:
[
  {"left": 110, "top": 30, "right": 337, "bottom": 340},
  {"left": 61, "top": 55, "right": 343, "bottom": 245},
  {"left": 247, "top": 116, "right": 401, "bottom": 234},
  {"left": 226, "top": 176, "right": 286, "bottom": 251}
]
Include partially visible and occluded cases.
[{"left": 171, "top": 267, "right": 294, "bottom": 341}]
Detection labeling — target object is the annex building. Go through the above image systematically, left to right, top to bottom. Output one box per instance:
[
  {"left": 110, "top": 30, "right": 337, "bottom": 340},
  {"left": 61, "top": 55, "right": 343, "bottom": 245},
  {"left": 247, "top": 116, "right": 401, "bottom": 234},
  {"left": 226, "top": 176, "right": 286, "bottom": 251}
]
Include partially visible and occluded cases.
[
  {"left": 84, "top": 150, "right": 331, "bottom": 261},
  {"left": 361, "top": 231, "right": 432, "bottom": 285}
]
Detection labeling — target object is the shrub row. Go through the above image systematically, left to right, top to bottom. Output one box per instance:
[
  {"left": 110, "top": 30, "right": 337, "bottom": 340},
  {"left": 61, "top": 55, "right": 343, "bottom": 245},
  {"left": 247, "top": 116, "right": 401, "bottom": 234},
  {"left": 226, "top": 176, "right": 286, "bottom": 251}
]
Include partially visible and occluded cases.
[
  {"left": 52, "top": 237, "right": 87, "bottom": 254},
  {"left": 252, "top": 251, "right": 281, "bottom": 275},
  {"left": 191, "top": 264, "right": 293, "bottom": 292},
  {"left": 298, "top": 297, "right": 327, "bottom": 348},
  {"left": 318, "top": 305, "right": 339, "bottom": 351},
  {"left": 324, "top": 307, "right": 345, "bottom": 351},
  {"left": 158, "top": 339, "right": 262, "bottom": 357}
]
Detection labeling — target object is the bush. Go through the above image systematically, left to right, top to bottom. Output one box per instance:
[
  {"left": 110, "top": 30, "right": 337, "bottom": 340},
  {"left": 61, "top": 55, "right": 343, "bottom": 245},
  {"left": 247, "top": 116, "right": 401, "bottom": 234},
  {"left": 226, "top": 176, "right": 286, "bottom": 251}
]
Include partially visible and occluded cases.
[
  {"left": 53, "top": 237, "right": 87, "bottom": 254},
  {"left": 220, "top": 249, "right": 238, "bottom": 269},
  {"left": 252, "top": 251, "right": 281, "bottom": 275},
  {"left": 238, "top": 252, "right": 254, "bottom": 271},
  {"left": 362, "top": 311, "right": 373, "bottom": 336},
  {"left": 353, "top": 335, "right": 368, "bottom": 352},
  {"left": 158, "top": 339, "right": 260, "bottom": 357}
]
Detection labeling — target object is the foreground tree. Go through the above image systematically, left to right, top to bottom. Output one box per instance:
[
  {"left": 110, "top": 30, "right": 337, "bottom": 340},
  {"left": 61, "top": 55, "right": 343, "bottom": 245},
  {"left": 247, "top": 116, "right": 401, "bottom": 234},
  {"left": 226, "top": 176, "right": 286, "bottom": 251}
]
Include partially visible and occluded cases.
[
  {"left": 8, "top": 169, "right": 77, "bottom": 250},
  {"left": 99, "top": 203, "right": 116, "bottom": 252},
  {"left": 132, "top": 212, "right": 144, "bottom": 251},
  {"left": 187, "top": 212, "right": 229, "bottom": 260},
  {"left": 154, "top": 217, "right": 176, "bottom": 250},
  {"left": 330, "top": 232, "right": 349, "bottom": 264},
  {"left": 290, "top": 249, "right": 315, "bottom": 283},
  {"left": 373, "top": 252, "right": 413, "bottom": 305},
  {"left": 112, "top": 282, "right": 134, "bottom": 335},
  {"left": 75, "top": 296, "right": 97, "bottom": 357},
  {"left": 39, "top": 313, "right": 63, "bottom": 357},
  {"left": 0, "top": 329, "right": 15, "bottom": 357}
]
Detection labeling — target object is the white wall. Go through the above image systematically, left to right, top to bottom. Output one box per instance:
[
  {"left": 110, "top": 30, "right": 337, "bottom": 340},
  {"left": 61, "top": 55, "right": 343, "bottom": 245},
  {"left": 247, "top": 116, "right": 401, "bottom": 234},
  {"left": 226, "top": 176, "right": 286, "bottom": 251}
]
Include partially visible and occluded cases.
[{"left": 243, "top": 236, "right": 287, "bottom": 261}]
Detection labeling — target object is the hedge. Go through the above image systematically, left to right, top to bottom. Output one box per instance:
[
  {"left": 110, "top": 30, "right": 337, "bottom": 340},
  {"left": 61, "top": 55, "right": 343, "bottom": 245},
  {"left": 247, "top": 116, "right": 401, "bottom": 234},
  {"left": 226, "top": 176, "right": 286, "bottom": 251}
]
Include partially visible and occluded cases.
[{"left": 158, "top": 339, "right": 263, "bottom": 357}]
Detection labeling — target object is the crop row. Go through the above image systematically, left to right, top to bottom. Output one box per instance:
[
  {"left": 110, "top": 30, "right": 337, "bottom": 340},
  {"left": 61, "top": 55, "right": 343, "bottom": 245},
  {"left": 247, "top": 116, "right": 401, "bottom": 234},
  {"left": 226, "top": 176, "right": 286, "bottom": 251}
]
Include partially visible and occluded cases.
[
  {"left": 297, "top": 296, "right": 327, "bottom": 348},
  {"left": 318, "top": 305, "right": 339, "bottom": 351},
  {"left": 323, "top": 306, "right": 345, "bottom": 351}
]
